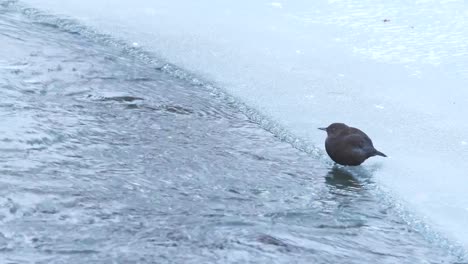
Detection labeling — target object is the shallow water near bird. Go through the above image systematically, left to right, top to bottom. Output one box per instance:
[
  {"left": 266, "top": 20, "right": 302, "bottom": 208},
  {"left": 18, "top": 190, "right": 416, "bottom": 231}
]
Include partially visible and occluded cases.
[{"left": 0, "top": 6, "right": 464, "bottom": 264}]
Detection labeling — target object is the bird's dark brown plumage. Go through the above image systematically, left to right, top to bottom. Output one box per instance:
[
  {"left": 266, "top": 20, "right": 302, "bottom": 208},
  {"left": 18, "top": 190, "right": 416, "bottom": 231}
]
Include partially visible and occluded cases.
[{"left": 318, "top": 123, "right": 386, "bottom": 166}]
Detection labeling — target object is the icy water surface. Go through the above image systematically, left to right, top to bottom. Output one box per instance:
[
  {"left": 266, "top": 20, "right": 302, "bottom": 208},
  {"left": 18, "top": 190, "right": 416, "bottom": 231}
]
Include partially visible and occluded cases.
[{"left": 0, "top": 7, "right": 463, "bottom": 264}]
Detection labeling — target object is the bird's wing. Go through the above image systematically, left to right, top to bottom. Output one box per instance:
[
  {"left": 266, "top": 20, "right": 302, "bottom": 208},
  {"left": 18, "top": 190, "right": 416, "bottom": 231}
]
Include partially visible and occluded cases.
[
  {"left": 347, "top": 128, "right": 373, "bottom": 144},
  {"left": 344, "top": 133, "right": 371, "bottom": 149}
]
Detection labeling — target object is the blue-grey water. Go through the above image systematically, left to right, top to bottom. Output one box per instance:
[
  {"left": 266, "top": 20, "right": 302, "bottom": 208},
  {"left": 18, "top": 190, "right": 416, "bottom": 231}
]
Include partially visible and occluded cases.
[{"left": 0, "top": 5, "right": 464, "bottom": 264}]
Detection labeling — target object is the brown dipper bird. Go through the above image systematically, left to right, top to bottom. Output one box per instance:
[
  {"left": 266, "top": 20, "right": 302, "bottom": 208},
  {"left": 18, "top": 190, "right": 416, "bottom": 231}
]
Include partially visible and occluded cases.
[{"left": 319, "top": 123, "right": 387, "bottom": 166}]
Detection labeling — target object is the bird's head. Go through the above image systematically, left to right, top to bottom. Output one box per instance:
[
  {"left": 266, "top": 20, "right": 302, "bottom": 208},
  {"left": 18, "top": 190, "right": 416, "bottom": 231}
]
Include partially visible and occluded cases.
[{"left": 318, "top": 123, "right": 349, "bottom": 136}]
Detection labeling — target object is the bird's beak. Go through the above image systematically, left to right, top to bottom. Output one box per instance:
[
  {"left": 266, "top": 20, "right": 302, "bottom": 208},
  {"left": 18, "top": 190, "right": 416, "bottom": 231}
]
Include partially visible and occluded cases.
[{"left": 318, "top": 127, "right": 327, "bottom": 131}]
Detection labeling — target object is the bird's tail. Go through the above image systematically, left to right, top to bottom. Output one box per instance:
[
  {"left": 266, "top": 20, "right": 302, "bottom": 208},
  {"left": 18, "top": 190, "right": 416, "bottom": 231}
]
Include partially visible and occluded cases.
[{"left": 374, "top": 150, "right": 387, "bottom": 157}]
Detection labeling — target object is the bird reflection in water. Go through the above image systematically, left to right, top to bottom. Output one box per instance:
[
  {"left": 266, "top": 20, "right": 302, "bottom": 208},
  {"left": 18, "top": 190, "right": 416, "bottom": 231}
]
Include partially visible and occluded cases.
[{"left": 324, "top": 166, "right": 371, "bottom": 191}]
